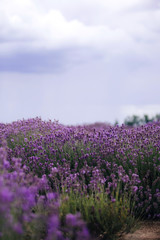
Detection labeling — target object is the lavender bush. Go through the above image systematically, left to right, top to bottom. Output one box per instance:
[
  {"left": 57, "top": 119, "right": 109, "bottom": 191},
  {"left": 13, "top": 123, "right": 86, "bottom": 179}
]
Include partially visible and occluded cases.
[
  {"left": 0, "top": 118, "right": 160, "bottom": 239},
  {"left": 0, "top": 143, "right": 90, "bottom": 240}
]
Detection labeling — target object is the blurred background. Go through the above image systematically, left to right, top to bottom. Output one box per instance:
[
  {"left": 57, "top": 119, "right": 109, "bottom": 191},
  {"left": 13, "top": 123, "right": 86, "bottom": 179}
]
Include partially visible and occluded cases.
[{"left": 0, "top": 0, "right": 160, "bottom": 125}]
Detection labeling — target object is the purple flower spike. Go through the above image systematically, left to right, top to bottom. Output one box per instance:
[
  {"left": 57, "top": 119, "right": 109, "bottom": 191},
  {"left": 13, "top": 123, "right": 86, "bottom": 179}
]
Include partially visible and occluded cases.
[
  {"left": 132, "top": 186, "right": 138, "bottom": 193},
  {"left": 66, "top": 213, "right": 77, "bottom": 227},
  {"left": 46, "top": 215, "right": 60, "bottom": 240},
  {"left": 13, "top": 222, "right": 23, "bottom": 234}
]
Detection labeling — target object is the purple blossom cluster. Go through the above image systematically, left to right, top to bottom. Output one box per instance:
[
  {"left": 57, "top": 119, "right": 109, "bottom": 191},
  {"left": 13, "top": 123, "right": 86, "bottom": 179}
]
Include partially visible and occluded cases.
[
  {"left": 0, "top": 118, "right": 160, "bottom": 227},
  {"left": 0, "top": 142, "right": 90, "bottom": 240}
]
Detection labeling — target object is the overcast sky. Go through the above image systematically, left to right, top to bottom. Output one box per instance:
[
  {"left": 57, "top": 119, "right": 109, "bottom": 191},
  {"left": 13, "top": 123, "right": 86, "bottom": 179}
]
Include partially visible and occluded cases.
[{"left": 0, "top": 0, "right": 160, "bottom": 125}]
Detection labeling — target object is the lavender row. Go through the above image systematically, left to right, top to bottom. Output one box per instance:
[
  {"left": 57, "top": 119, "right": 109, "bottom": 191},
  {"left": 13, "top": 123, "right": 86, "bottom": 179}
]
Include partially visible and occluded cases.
[{"left": 0, "top": 118, "right": 160, "bottom": 219}]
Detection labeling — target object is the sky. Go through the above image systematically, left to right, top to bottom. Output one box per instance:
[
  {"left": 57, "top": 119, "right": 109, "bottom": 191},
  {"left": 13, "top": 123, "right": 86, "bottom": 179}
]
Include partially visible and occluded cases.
[{"left": 0, "top": 0, "right": 160, "bottom": 125}]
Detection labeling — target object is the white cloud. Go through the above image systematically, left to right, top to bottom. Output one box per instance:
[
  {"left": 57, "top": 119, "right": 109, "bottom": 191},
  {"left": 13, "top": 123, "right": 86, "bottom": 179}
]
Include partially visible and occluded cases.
[
  {"left": 0, "top": 0, "right": 159, "bottom": 59},
  {"left": 0, "top": 0, "right": 160, "bottom": 125},
  {"left": 0, "top": 1, "right": 102, "bottom": 49}
]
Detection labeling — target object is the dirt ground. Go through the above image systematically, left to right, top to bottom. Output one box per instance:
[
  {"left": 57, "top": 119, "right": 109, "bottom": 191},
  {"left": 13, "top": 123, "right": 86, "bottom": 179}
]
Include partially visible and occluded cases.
[{"left": 119, "top": 221, "right": 160, "bottom": 240}]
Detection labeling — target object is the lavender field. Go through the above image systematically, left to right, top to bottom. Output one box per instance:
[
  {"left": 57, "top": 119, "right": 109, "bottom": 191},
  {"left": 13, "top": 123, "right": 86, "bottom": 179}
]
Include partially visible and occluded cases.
[{"left": 0, "top": 118, "right": 160, "bottom": 240}]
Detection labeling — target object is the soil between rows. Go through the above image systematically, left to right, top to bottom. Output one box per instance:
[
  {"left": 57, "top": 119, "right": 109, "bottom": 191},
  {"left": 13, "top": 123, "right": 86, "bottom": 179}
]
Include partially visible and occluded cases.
[{"left": 118, "top": 221, "right": 160, "bottom": 240}]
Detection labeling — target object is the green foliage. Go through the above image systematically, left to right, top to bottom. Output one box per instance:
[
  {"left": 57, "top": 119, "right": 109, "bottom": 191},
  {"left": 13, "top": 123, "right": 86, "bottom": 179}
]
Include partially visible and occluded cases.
[
  {"left": 124, "top": 114, "right": 160, "bottom": 127},
  {"left": 60, "top": 186, "right": 137, "bottom": 240}
]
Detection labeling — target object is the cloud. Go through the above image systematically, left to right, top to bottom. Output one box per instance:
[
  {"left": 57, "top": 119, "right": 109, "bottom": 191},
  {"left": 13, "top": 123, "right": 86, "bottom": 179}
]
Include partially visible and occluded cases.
[
  {"left": 0, "top": 0, "right": 160, "bottom": 73},
  {"left": 1, "top": 0, "right": 159, "bottom": 52},
  {"left": 1, "top": 1, "right": 124, "bottom": 53},
  {"left": 0, "top": 50, "right": 69, "bottom": 73},
  {"left": 0, "top": 51, "right": 160, "bottom": 125}
]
